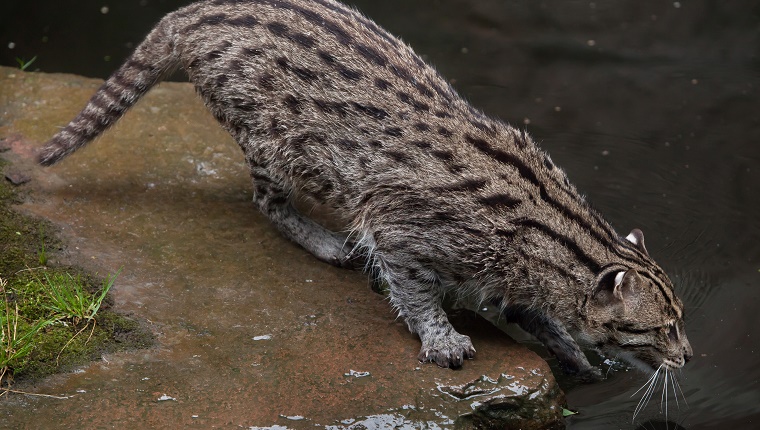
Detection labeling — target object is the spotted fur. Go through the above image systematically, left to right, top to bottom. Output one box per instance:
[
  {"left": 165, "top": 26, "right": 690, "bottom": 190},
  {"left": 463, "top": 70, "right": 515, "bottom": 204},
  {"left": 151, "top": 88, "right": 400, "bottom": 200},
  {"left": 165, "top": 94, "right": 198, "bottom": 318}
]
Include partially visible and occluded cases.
[{"left": 39, "top": 0, "right": 692, "bottom": 373}]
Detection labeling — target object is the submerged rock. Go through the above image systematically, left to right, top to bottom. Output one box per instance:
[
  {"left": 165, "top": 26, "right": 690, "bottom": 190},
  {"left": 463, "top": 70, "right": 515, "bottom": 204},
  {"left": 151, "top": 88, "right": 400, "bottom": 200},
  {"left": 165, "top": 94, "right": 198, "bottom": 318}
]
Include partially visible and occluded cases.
[
  {"left": 0, "top": 66, "right": 565, "bottom": 429},
  {"left": 440, "top": 370, "right": 564, "bottom": 429}
]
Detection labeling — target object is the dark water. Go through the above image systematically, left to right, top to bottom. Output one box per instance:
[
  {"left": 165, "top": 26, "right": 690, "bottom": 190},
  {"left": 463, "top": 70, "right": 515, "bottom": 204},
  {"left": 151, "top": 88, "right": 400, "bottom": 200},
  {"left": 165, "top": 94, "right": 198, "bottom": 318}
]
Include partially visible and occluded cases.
[{"left": 3, "top": 0, "right": 759, "bottom": 428}]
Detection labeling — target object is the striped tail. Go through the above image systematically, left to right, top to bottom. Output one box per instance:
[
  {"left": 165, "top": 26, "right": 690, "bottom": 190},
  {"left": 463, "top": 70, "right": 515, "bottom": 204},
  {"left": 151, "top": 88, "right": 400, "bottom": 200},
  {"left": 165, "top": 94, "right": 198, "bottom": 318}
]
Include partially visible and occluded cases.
[{"left": 38, "top": 19, "right": 179, "bottom": 166}]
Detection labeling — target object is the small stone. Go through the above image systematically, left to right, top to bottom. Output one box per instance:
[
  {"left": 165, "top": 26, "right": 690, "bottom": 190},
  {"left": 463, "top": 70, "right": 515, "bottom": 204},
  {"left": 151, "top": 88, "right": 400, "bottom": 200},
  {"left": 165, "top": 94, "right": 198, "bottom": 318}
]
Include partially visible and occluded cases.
[
  {"left": 5, "top": 172, "right": 31, "bottom": 185},
  {"left": 344, "top": 369, "right": 371, "bottom": 378}
]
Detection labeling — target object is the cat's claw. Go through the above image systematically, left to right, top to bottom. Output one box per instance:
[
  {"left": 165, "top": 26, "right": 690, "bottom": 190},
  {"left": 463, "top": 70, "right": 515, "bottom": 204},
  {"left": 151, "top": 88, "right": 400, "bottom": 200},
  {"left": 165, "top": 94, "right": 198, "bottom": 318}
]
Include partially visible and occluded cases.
[{"left": 418, "top": 333, "right": 476, "bottom": 368}]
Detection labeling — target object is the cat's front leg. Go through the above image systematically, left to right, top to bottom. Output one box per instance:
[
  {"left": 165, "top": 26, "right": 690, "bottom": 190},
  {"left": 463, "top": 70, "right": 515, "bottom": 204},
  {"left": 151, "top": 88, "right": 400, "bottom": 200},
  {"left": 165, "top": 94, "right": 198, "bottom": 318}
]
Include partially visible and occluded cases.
[
  {"left": 377, "top": 256, "right": 476, "bottom": 368},
  {"left": 505, "top": 306, "right": 601, "bottom": 380}
]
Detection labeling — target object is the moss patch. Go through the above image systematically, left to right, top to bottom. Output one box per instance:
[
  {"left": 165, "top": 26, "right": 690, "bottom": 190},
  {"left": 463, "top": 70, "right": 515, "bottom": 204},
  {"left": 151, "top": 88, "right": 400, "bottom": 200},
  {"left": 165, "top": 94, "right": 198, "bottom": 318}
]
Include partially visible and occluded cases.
[{"left": 0, "top": 157, "right": 153, "bottom": 386}]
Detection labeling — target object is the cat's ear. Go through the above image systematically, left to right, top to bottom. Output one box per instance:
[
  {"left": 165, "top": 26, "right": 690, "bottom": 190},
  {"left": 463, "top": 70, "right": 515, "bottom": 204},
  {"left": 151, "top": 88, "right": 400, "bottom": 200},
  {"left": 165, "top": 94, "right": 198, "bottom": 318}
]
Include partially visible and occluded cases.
[
  {"left": 625, "top": 228, "right": 648, "bottom": 256},
  {"left": 594, "top": 269, "right": 639, "bottom": 306},
  {"left": 612, "top": 270, "right": 638, "bottom": 302}
]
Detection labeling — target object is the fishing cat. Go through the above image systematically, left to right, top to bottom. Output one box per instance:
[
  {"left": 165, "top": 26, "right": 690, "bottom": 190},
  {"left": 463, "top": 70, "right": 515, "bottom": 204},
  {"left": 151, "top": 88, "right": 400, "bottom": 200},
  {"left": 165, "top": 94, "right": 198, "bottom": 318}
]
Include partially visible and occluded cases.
[{"left": 38, "top": 0, "right": 692, "bottom": 377}]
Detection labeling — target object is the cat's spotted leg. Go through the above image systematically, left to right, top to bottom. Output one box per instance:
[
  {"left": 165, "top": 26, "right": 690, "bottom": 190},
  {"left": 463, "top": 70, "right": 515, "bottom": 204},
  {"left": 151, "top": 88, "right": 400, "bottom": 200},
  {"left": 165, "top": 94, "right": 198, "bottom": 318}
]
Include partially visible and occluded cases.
[
  {"left": 249, "top": 166, "right": 359, "bottom": 269},
  {"left": 377, "top": 256, "right": 476, "bottom": 368}
]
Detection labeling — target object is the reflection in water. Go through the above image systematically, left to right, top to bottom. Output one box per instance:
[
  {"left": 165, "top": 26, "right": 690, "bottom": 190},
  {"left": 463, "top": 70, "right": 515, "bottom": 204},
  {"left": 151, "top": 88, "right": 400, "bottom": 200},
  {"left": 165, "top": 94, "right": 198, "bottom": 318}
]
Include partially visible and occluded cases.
[
  {"left": 2, "top": 0, "right": 759, "bottom": 428},
  {"left": 636, "top": 420, "right": 688, "bottom": 430}
]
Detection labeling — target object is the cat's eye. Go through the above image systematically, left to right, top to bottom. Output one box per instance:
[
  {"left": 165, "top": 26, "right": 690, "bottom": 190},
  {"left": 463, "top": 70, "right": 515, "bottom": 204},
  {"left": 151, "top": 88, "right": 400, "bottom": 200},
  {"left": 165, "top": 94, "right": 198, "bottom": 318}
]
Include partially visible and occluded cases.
[{"left": 667, "top": 323, "right": 679, "bottom": 342}]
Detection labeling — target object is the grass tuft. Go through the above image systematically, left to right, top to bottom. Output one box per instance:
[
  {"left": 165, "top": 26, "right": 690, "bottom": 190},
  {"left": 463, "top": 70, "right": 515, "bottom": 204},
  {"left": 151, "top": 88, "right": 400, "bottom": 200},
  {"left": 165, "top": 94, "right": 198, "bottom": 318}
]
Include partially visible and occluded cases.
[
  {"left": 14, "top": 56, "right": 37, "bottom": 72},
  {"left": 37, "top": 231, "right": 48, "bottom": 267},
  {"left": 42, "top": 269, "right": 120, "bottom": 328},
  {"left": 0, "top": 277, "right": 50, "bottom": 392}
]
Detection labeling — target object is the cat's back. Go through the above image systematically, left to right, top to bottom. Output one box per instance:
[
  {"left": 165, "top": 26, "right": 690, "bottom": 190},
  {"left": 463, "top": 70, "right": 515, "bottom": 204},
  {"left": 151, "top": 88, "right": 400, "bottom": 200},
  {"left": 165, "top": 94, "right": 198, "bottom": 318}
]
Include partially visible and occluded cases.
[
  {"left": 163, "top": 0, "right": 535, "bottom": 204},
  {"left": 169, "top": 0, "right": 464, "bottom": 125}
]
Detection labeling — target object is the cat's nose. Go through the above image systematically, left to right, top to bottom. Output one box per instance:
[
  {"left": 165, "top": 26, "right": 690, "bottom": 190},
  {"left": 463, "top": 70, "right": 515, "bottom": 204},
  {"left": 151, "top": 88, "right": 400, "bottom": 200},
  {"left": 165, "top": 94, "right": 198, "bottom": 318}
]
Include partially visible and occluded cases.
[{"left": 683, "top": 339, "right": 693, "bottom": 363}]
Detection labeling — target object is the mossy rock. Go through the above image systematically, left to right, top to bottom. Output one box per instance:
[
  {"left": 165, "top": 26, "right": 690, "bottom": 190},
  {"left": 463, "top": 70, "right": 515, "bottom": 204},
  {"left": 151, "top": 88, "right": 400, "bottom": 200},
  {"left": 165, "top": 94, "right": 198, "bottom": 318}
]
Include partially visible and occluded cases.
[{"left": 1, "top": 157, "right": 153, "bottom": 386}]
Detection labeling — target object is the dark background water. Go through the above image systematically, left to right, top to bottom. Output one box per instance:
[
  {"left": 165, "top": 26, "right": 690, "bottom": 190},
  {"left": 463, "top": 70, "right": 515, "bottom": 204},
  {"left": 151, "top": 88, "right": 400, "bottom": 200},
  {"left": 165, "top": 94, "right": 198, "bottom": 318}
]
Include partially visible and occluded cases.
[{"left": 2, "top": 1, "right": 759, "bottom": 429}]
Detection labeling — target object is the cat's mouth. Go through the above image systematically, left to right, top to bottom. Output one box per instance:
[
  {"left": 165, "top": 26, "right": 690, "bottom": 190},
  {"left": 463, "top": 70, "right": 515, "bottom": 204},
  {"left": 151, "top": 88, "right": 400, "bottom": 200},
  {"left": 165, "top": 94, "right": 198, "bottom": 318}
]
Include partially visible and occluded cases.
[
  {"left": 598, "top": 346, "right": 664, "bottom": 374},
  {"left": 617, "top": 351, "right": 686, "bottom": 373},
  {"left": 662, "top": 357, "right": 686, "bottom": 370},
  {"left": 663, "top": 361, "right": 681, "bottom": 370}
]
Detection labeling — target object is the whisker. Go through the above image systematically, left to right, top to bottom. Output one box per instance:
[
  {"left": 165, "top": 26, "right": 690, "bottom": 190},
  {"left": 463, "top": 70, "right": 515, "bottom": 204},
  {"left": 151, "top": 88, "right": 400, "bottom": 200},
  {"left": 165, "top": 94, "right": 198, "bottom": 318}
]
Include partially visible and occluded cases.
[
  {"left": 632, "top": 364, "right": 661, "bottom": 397},
  {"left": 633, "top": 365, "right": 662, "bottom": 421},
  {"left": 671, "top": 369, "right": 681, "bottom": 410},
  {"left": 660, "top": 370, "right": 666, "bottom": 412},
  {"left": 662, "top": 370, "right": 669, "bottom": 423},
  {"left": 641, "top": 374, "right": 660, "bottom": 418},
  {"left": 673, "top": 374, "right": 689, "bottom": 407}
]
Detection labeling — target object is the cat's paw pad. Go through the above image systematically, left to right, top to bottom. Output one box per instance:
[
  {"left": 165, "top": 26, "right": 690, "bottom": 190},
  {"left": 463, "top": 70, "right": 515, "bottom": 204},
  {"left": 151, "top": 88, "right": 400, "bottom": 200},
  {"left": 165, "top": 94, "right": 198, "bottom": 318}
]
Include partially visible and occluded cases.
[{"left": 418, "top": 333, "right": 476, "bottom": 368}]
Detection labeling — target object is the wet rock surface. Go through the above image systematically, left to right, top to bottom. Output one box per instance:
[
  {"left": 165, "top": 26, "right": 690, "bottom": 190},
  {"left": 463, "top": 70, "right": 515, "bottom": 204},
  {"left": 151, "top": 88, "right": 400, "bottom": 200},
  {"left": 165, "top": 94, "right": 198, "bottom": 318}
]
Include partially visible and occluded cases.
[{"left": 0, "top": 66, "right": 565, "bottom": 428}]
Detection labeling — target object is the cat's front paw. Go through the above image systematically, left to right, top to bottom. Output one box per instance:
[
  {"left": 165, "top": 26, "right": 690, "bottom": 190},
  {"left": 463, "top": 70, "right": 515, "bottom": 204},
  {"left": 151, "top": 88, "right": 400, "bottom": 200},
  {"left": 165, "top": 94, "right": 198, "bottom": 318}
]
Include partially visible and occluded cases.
[
  {"left": 418, "top": 333, "right": 476, "bottom": 368},
  {"left": 559, "top": 363, "right": 603, "bottom": 383},
  {"left": 575, "top": 366, "right": 604, "bottom": 383}
]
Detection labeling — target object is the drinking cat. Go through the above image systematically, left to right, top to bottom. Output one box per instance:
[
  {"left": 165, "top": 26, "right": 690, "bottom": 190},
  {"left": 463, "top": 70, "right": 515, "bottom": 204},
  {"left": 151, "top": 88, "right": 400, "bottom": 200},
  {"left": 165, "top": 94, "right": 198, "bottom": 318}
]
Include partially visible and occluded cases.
[{"left": 39, "top": 0, "right": 692, "bottom": 378}]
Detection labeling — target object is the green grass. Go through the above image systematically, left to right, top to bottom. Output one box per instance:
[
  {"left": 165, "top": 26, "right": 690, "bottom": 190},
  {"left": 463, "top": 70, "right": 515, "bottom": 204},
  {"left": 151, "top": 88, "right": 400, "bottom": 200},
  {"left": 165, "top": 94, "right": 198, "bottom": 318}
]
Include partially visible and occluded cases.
[
  {"left": 14, "top": 56, "right": 37, "bottom": 72},
  {"left": 0, "top": 158, "right": 153, "bottom": 390},
  {"left": 37, "top": 230, "right": 48, "bottom": 267},
  {"left": 1, "top": 268, "right": 127, "bottom": 390},
  {"left": 42, "top": 269, "right": 120, "bottom": 328},
  {"left": 0, "top": 277, "right": 50, "bottom": 388}
]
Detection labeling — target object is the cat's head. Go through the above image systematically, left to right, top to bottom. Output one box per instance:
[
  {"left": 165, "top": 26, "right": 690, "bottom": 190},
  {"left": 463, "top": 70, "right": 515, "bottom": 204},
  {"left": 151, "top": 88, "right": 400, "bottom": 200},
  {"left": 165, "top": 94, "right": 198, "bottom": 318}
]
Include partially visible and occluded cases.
[{"left": 581, "top": 229, "right": 693, "bottom": 372}]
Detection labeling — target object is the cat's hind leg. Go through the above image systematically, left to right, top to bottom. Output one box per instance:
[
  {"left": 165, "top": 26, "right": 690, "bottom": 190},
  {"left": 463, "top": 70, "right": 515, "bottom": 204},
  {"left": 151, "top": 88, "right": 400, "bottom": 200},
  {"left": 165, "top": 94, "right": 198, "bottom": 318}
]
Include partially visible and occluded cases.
[{"left": 249, "top": 165, "right": 360, "bottom": 269}]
